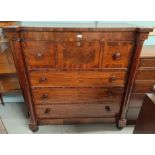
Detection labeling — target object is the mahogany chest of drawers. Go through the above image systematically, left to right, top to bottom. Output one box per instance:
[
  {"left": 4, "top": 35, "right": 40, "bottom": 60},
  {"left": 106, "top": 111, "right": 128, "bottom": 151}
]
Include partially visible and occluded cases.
[{"left": 4, "top": 23, "right": 152, "bottom": 131}]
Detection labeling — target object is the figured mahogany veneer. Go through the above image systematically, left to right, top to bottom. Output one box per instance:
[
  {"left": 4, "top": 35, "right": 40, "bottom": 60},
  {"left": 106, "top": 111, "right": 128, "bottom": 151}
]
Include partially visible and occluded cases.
[
  {"left": 4, "top": 23, "right": 152, "bottom": 131},
  {"left": 22, "top": 41, "right": 133, "bottom": 69},
  {"left": 29, "top": 70, "right": 126, "bottom": 87},
  {"left": 32, "top": 87, "right": 123, "bottom": 104},
  {"left": 35, "top": 103, "right": 120, "bottom": 119}
]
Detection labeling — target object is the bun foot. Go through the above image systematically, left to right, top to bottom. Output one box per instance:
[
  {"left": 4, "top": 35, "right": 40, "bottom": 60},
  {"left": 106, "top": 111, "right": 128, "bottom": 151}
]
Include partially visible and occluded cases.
[
  {"left": 117, "top": 118, "right": 127, "bottom": 130},
  {"left": 29, "top": 122, "right": 39, "bottom": 132}
]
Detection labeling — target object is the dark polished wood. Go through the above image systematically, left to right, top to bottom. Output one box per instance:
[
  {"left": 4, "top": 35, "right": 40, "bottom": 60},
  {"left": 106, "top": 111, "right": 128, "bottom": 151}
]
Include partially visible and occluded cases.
[
  {"left": 4, "top": 23, "right": 152, "bottom": 131},
  {"left": 118, "top": 32, "right": 148, "bottom": 128},
  {"left": 9, "top": 33, "right": 38, "bottom": 130},
  {"left": 29, "top": 70, "right": 126, "bottom": 87},
  {"left": 32, "top": 87, "right": 123, "bottom": 104},
  {"left": 133, "top": 93, "right": 155, "bottom": 134},
  {"left": 35, "top": 103, "right": 120, "bottom": 118}
]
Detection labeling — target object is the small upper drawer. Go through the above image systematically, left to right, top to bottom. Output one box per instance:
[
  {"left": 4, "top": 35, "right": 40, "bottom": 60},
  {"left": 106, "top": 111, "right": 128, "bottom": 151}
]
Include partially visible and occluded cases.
[
  {"left": 22, "top": 41, "right": 56, "bottom": 69},
  {"left": 57, "top": 41, "right": 101, "bottom": 69},
  {"left": 101, "top": 41, "right": 133, "bottom": 68},
  {"left": 139, "top": 58, "right": 155, "bottom": 68},
  {"left": 136, "top": 69, "right": 155, "bottom": 81},
  {"left": 29, "top": 70, "right": 126, "bottom": 87},
  {"left": 32, "top": 87, "right": 123, "bottom": 104},
  {"left": 35, "top": 103, "right": 120, "bottom": 119}
]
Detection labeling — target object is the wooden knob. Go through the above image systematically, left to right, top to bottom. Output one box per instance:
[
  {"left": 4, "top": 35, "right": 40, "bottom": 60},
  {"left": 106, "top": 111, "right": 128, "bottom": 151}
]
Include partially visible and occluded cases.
[
  {"left": 36, "top": 52, "right": 44, "bottom": 60},
  {"left": 113, "top": 52, "right": 121, "bottom": 60},
  {"left": 109, "top": 76, "right": 118, "bottom": 83},
  {"left": 39, "top": 77, "right": 47, "bottom": 82},
  {"left": 152, "top": 84, "right": 155, "bottom": 92},
  {"left": 42, "top": 93, "right": 48, "bottom": 99},
  {"left": 105, "top": 106, "right": 111, "bottom": 112},
  {"left": 44, "top": 108, "right": 51, "bottom": 114}
]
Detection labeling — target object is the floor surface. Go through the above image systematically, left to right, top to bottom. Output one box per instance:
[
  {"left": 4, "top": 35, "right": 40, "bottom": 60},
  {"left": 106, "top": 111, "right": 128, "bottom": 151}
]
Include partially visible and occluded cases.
[{"left": 0, "top": 102, "right": 134, "bottom": 134}]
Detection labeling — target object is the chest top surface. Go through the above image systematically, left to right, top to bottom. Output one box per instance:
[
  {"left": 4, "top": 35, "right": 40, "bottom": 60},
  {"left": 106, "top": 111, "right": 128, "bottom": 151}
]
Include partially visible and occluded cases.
[{"left": 4, "top": 22, "right": 153, "bottom": 32}]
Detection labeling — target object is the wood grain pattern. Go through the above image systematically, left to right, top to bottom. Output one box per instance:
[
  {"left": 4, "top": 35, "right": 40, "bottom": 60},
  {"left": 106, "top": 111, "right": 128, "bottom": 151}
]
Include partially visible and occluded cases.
[
  {"left": 4, "top": 25, "right": 152, "bottom": 131},
  {"left": 20, "top": 31, "right": 136, "bottom": 41},
  {"left": 118, "top": 32, "right": 150, "bottom": 128},
  {"left": 9, "top": 33, "right": 38, "bottom": 131},
  {"left": 22, "top": 41, "right": 56, "bottom": 69},
  {"left": 57, "top": 41, "right": 101, "bottom": 69},
  {"left": 102, "top": 41, "right": 133, "bottom": 68},
  {"left": 29, "top": 70, "right": 126, "bottom": 87},
  {"left": 32, "top": 87, "right": 123, "bottom": 104},
  {"left": 35, "top": 103, "right": 120, "bottom": 119}
]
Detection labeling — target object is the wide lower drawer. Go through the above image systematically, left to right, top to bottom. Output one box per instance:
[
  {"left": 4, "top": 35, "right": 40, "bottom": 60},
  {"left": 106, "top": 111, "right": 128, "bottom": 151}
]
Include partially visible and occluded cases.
[
  {"left": 136, "top": 69, "right": 155, "bottom": 80},
  {"left": 29, "top": 70, "right": 126, "bottom": 87},
  {"left": 132, "top": 81, "right": 155, "bottom": 93},
  {"left": 32, "top": 87, "right": 123, "bottom": 104},
  {"left": 35, "top": 103, "right": 120, "bottom": 119}
]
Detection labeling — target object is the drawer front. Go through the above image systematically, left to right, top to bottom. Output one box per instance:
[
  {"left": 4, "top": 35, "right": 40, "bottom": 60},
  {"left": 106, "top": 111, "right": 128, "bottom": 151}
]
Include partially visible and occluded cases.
[
  {"left": 21, "top": 32, "right": 135, "bottom": 41},
  {"left": 22, "top": 41, "right": 56, "bottom": 69},
  {"left": 102, "top": 41, "right": 133, "bottom": 68},
  {"left": 57, "top": 42, "right": 101, "bottom": 68},
  {"left": 139, "top": 58, "right": 155, "bottom": 68},
  {"left": 136, "top": 69, "right": 155, "bottom": 80},
  {"left": 29, "top": 71, "right": 126, "bottom": 87},
  {"left": 133, "top": 81, "right": 155, "bottom": 93},
  {"left": 32, "top": 87, "right": 123, "bottom": 104},
  {"left": 35, "top": 103, "right": 120, "bottom": 118}
]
